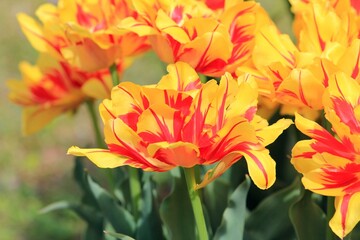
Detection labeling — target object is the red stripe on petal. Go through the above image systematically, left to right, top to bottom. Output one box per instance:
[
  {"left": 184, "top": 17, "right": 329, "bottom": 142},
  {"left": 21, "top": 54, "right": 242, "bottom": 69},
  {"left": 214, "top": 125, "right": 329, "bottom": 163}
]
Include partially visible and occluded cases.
[
  {"left": 312, "top": 6, "right": 326, "bottom": 51},
  {"left": 195, "top": 23, "right": 220, "bottom": 70},
  {"left": 21, "top": 24, "right": 61, "bottom": 53},
  {"left": 260, "top": 32, "right": 295, "bottom": 67},
  {"left": 351, "top": 50, "right": 360, "bottom": 79},
  {"left": 321, "top": 60, "right": 329, "bottom": 87},
  {"left": 298, "top": 71, "right": 309, "bottom": 106},
  {"left": 217, "top": 77, "right": 229, "bottom": 129},
  {"left": 102, "top": 103, "right": 116, "bottom": 119},
  {"left": 149, "top": 108, "right": 174, "bottom": 142},
  {"left": 109, "top": 121, "right": 160, "bottom": 170},
  {"left": 243, "top": 149, "right": 269, "bottom": 188},
  {"left": 340, "top": 194, "right": 351, "bottom": 238}
]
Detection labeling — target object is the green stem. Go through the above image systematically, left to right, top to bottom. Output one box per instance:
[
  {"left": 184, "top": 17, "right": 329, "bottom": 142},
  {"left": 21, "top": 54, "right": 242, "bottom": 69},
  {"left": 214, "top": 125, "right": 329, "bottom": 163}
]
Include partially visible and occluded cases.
[
  {"left": 109, "top": 63, "right": 120, "bottom": 86},
  {"left": 109, "top": 63, "right": 142, "bottom": 220},
  {"left": 85, "top": 100, "right": 105, "bottom": 148},
  {"left": 86, "top": 100, "right": 114, "bottom": 187},
  {"left": 321, "top": 113, "right": 338, "bottom": 240},
  {"left": 128, "top": 167, "right": 142, "bottom": 220},
  {"left": 183, "top": 167, "right": 209, "bottom": 240},
  {"left": 326, "top": 196, "right": 337, "bottom": 240}
]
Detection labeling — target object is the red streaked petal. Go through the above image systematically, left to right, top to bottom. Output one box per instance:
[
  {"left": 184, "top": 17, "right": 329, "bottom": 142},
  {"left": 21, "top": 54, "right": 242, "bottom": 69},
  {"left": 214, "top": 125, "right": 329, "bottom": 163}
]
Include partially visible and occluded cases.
[
  {"left": 253, "top": 25, "right": 297, "bottom": 68},
  {"left": 157, "top": 62, "right": 202, "bottom": 92},
  {"left": 327, "top": 73, "right": 360, "bottom": 133},
  {"left": 137, "top": 104, "right": 185, "bottom": 143},
  {"left": 294, "top": 113, "right": 354, "bottom": 160},
  {"left": 147, "top": 141, "right": 200, "bottom": 168},
  {"left": 67, "top": 146, "right": 134, "bottom": 168},
  {"left": 242, "top": 148, "right": 276, "bottom": 189},
  {"left": 195, "top": 152, "right": 243, "bottom": 189},
  {"left": 330, "top": 193, "right": 360, "bottom": 239}
]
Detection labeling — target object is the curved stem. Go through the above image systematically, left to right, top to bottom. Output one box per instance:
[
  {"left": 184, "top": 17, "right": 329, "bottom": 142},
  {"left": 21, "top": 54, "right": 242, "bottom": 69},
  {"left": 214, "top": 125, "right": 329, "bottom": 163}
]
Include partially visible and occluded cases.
[
  {"left": 109, "top": 63, "right": 142, "bottom": 220},
  {"left": 110, "top": 63, "right": 120, "bottom": 86},
  {"left": 85, "top": 100, "right": 105, "bottom": 148},
  {"left": 86, "top": 100, "right": 114, "bottom": 187},
  {"left": 321, "top": 113, "right": 337, "bottom": 240},
  {"left": 128, "top": 167, "right": 142, "bottom": 220},
  {"left": 183, "top": 167, "right": 209, "bottom": 240},
  {"left": 326, "top": 196, "right": 336, "bottom": 240}
]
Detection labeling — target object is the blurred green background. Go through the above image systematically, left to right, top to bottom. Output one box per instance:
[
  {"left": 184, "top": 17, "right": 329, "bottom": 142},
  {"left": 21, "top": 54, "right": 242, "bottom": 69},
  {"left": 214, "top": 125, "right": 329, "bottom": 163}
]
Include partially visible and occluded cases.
[
  {"left": 0, "top": 0, "right": 292, "bottom": 239},
  {"left": 0, "top": 0, "right": 88, "bottom": 239},
  {"left": 0, "top": 1, "right": 165, "bottom": 239}
]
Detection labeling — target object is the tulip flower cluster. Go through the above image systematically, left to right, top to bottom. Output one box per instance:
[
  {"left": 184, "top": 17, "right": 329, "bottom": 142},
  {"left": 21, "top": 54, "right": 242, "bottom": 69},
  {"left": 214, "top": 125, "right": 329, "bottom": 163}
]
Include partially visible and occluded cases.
[{"left": 8, "top": 0, "right": 360, "bottom": 239}]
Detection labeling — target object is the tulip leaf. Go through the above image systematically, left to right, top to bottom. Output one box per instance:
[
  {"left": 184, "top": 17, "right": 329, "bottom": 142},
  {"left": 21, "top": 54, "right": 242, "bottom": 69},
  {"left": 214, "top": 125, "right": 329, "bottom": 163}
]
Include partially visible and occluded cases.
[
  {"left": 73, "top": 157, "right": 101, "bottom": 209},
  {"left": 159, "top": 168, "right": 196, "bottom": 240},
  {"left": 136, "top": 173, "right": 165, "bottom": 240},
  {"left": 87, "top": 174, "right": 136, "bottom": 237},
  {"left": 213, "top": 176, "right": 251, "bottom": 240},
  {"left": 244, "top": 178, "right": 301, "bottom": 240},
  {"left": 203, "top": 179, "right": 230, "bottom": 232},
  {"left": 289, "top": 190, "right": 326, "bottom": 240},
  {"left": 40, "top": 200, "right": 103, "bottom": 226},
  {"left": 39, "top": 201, "right": 71, "bottom": 214},
  {"left": 83, "top": 224, "right": 105, "bottom": 240},
  {"left": 104, "top": 231, "right": 135, "bottom": 240}
]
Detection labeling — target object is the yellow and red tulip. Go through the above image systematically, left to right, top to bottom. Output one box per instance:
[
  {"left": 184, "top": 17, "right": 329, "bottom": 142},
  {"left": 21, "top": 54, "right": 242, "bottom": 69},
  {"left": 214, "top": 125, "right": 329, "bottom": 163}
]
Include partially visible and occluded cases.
[
  {"left": 17, "top": 0, "right": 150, "bottom": 72},
  {"left": 120, "top": 0, "right": 272, "bottom": 77},
  {"left": 291, "top": 0, "right": 359, "bottom": 55},
  {"left": 244, "top": 17, "right": 359, "bottom": 120},
  {"left": 7, "top": 54, "right": 119, "bottom": 135},
  {"left": 68, "top": 62, "right": 292, "bottom": 189},
  {"left": 291, "top": 72, "right": 360, "bottom": 238}
]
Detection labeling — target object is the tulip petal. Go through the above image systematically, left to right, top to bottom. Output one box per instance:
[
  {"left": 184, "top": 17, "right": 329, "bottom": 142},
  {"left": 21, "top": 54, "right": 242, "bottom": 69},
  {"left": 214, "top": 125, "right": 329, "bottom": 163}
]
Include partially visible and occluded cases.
[
  {"left": 155, "top": 10, "right": 190, "bottom": 43},
  {"left": 17, "top": 13, "right": 60, "bottom": 57},
  {"left": 253, "top": 25, "right": 296, "bottom": 68},
  {"left": 157, "top": 62, "right": 202, "bottom": 92},
  {"left": 81, "top": 77, "right": 111, "bottom": 99},
  {"left": 22, "top": 106, "right": 68, "bottom": 135},
  {"left": 294, "top": 113, "right": 353, "bottom": 159},
  {"left": 255, "top": 118, "right": 293, "bottom": 146},
  {"left": 147, "top": 141, "right": 200, "bottom": 168},
  {"left": 67, "top": 146, "right": 130, "bottom": 168},
  {"left": 242, "top": 148, "right": 276, "bottom": 189},
  {"left": 196, "top": 152, "right": 243, "bottom": 190},
  {"left": 330, "top": 193, "right": 360, "bottom": 239}
]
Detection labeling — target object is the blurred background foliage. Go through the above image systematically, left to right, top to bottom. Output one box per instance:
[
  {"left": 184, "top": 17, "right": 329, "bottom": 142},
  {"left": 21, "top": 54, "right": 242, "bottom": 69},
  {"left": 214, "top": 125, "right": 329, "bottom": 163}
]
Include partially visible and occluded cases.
[{"left": 0, "top": 0, "right": 293, "bottom": 239}]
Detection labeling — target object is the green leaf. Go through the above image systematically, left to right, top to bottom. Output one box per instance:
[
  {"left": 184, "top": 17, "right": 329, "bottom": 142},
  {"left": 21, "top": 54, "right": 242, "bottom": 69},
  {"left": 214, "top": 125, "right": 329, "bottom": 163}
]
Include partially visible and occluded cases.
[
  {"left": 73, "top": 157, "right": 100, "bottom": 209},
  {"left": 159, "top": 168, "right": 196, "bottom": 240},
  {"left": 136, "top": 173, "right": 165, "bottom": 240},
  {"left": 87, "top": 174, "right": 136, "bottom": 237},
  {"left": 214, "top": 176, "right": 251, "bottom": 240},
  {"left": 244, "top": 178, "right": 301, "bottom": 240},
  {"left": 203, "top": 180, "right": 230, "bottom": 232},
  {"left": 289, "top": 190, "right": 326, "bottom": 240},
  {"left": 39, "top": 200, "right": 103, "bottom": 227},
  {"left": 39, "top": 201, "right": 71, "bottom": 214},
  {"left": 83, "top": 224, "right": 104, "bottom": 240},
  {"left": 104, "top": 231, "right": 135, "bottom": 240}
]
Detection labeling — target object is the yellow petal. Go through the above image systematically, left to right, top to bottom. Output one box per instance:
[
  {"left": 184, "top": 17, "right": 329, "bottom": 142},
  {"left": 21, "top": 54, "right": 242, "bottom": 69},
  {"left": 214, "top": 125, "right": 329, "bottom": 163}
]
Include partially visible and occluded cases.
[
  {"left": 155, "top": 10, "right": 190, "bottom": 43},
  {"left": 253, "top": 25, "right": 297, "bottom": 68},
  {"left": 61, "top": 38, "right": 120, "bottom": 72},
  {"left": 157, "top": 62, "right": 201, "bottom": 92},
  {"left": 81, "top": 77, "right": 111, "bottom": 99},
  {"left": 22, "top": 106, "right": 66, "bottom": 135},
  {"left": 255, "top": 118, "right": 293, "bottom": 146},
  {"left": 147, "top": 141, "right": 200, "bottom": 168},
  {"left": 67, "top": 146, "right": 129, "bottom": 168},
  {"left": 242, "top": 148, "right": 276, "bottom": 189},
  {"left": 196, "top": 152, "right": 243, "bottom": 189},
  {"left": 330, "top": 193, "right": 360, "bottom": 239}
]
